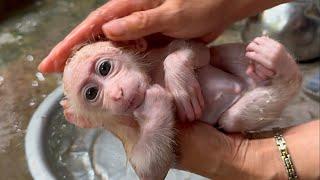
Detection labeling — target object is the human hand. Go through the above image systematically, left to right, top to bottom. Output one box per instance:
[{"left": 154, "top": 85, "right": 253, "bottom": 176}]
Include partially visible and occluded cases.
[
  {"left": 38, "top": 0, "right": 233, "bottom": 73},
  {"left": 176, "top": 120, "right": 320, "bottom": 179}
]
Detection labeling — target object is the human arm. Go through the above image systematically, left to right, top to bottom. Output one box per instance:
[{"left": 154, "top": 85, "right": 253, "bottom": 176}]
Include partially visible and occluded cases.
[
  {"left": 38, "top": 0, "right": 292, "bottom": 73},
  {"left": 176, "top": 120, "right": 320, "bottom": 179}
]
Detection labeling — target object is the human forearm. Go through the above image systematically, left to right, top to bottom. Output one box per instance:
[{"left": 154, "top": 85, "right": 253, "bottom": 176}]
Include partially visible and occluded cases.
[
  {"left": 177, "top": 120, "right": 319, "bottom": 180},
  {"left": 227, "top": 120, "right": 320, "bottom": 180}
]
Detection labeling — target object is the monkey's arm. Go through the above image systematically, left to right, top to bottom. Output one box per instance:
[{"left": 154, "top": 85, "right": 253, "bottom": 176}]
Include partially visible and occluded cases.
[
  {"left": 164, "top": 40, "right": 210, "bottom": 121},
  {"left": 131, "top": 85, "right": 176, "bottom": 180}
]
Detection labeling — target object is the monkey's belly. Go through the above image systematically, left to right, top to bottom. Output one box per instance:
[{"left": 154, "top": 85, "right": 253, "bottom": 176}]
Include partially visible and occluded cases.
[{"left": 197, "top": 66, "right": 246, "bottom": 125}]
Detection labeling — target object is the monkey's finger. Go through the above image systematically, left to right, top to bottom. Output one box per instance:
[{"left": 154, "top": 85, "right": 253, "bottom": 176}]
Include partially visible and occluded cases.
[
  {"left": 39, "top": 0, "right": 163, "bottom": 73},
  {"left": 102, "top": 5, "right": 168, "bottom": 41},
  {"left": 253, "top": 36, "right": 276, "bottom": 50},
  {"left": 253, "top": 36, "right": 270, "bottom": 46},
  {"left": 246, "top": 41, "right": 270, "bottom": 54},
  {"left": 246, "top": 42, "right": 261, "bottom": 52},
  {"left": 245, "top": 51, "right": 273, "bottom": 70},
  {"left": 246, "top": 63, "right": 255, "bottom": 75},
  {"left": 255, "top": 63, "right": 275, "bottom": 78},
  {"left": 246, "top": 64, "right": 263, "bottom": 82},
  {"left": 254, "top": 66, "right": 268, "bottom": 81},
  {"left": 192, "top": 80, "right": 205, "bottom": 110},
  {"left": 190, "top": 92, "right": 202, "bottom": 120},
  {"left": 179, "top": 96, "right": 195, "bottom": 122}
]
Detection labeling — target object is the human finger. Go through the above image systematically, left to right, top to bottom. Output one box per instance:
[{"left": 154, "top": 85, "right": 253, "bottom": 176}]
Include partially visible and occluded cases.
[
  {"left": 38, "top": 0, "right": 163, "bottom": 73},
  {"left": 102, "top": 5, "right": 168, "bottom": 40}
]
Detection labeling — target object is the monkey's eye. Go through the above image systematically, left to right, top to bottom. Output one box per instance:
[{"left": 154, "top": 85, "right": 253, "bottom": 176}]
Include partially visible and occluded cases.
[
  {"left": 96, "top": 59, "right": 112, "bottom": 76},
  {"left": 84, "top": 85, "right": 99, "bottom": 102}
]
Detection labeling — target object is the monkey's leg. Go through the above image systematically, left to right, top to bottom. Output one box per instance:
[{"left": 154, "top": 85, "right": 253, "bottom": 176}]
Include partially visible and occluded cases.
[
  {"left": 218, "top": 37, "right": 302, "bottom": 132},
  {"left": 218, "top": 76, "right": 301, "bottom": 132}
]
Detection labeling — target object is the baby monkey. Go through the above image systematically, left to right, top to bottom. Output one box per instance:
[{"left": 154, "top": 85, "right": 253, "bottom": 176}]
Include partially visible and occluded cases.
[{"left": 61, "top": 36, "right": 301, "bottom": 179}]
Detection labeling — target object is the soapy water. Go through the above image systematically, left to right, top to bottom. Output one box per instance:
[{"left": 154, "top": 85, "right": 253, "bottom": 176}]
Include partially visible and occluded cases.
[{"left": 46, "top": 109, "right": 208, "bottom": 180}]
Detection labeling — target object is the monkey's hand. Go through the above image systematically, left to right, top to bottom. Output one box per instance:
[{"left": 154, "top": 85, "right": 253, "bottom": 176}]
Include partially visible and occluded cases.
[
  {"left": 245, "top": 36, "right": 299, "bottom": 82},
  {"left": 164, "top": 48, "right": 205, "bottom": 122},
  {"left": 132, "top": 85, "right": 175, "bottom": 180}
]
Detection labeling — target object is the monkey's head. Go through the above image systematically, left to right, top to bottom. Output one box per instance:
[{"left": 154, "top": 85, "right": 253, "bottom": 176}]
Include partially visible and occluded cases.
[{"left": 61, "top": 40, "right": 150, "bottom": 128}]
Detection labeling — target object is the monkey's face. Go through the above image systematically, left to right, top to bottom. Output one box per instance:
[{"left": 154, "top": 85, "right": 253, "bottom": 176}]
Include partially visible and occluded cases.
[{"left": 62, "top": 42, "right": 150, "bottom": 127}]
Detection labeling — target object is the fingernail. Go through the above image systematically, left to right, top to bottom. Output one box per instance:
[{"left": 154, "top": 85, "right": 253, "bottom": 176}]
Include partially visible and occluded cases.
[{"left": 103, "top": 20, "right": 126, "bottom": 37}]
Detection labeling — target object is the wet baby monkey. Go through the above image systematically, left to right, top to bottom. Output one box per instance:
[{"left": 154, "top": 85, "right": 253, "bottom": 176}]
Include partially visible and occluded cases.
[{"left": 61, "top": 36, "right": 301, "bottom": 179}]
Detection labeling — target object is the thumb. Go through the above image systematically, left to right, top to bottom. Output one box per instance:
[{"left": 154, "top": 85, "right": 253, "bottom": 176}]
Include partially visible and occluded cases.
[{"left": 102, "top": 6, "right": 168, "bottom": 40}]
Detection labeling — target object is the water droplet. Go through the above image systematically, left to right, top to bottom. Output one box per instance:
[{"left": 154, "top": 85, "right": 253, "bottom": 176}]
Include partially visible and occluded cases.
[
  {"left": 31, "top": 21, "right": 37, "bottom": 27},
  {"left": 262, "top": 30, "right": 269, "bottom": 36},
  {"left": 16, "top": 35, "right": 23, "bottom": 41},
  {"left": 26, "top": 55, "right": 34, "bottom": 62},
  {"left": 35, "top": 72, "right": 45, "bottom": 81},
  {"left": 0, "top": 75, "right": 4, "bottom": 86},
  {"left": 31, "top": 80, "right": 38, "bottom": 87},
  {"left": 57, "top": 80, "right": 62, "bottom": 85},
  {"left": 214, "top": 92, "right": 223, "bottom": 100},
  {"left": 41, "top": 94, "right": 47, "bottom": 98},
  {"left": 29, "top": 99, "right": 36, "bottom": 106},
  {"left": 266, "top": 100, "right": 270, "bottom": 103},
  {"left": 259, "top": 108, "right": 264, "bottom": 113},
  {"left": 259, "top": 117, "right": 264, "bottom": 121}
]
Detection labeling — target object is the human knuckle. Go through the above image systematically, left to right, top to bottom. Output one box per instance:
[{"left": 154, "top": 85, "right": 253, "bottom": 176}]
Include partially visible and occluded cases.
[{"left": 131, "top": 11, "right": 150, "bottom": 29}]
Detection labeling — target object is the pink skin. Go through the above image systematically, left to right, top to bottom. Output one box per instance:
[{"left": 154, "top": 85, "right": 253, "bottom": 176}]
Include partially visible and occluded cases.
[
  {"left": 61, "top": 36, "right": 301, "bottom": 179},
  {"left": 245, "top": 36, "right": 299, "bottom": 82}
]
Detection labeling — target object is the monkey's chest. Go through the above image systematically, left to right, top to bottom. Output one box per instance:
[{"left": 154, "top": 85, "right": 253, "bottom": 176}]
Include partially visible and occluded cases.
[{"left": 197, "top": 66, "right": 245, "bottom": 125}]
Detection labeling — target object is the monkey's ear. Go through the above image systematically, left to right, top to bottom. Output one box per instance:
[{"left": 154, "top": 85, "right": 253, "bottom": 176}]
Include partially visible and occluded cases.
[
  {"left": 114, "top": 38, "right": 148, "bottom": 52},
  {"left": 60, "top": 99, "right": 91, "bottom": 128}
]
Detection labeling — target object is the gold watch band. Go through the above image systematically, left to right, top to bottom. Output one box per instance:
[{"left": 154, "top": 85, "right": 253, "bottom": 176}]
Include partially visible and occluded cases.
[{"left": 274, "top": 129, "right": 298, "bottom": 180}]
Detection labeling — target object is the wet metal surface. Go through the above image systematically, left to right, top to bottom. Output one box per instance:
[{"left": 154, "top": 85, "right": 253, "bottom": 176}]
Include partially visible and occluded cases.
[
  {"left": 0, "top": 1, "right": 105, "bottom": 179},
  {"left": 242, "top": 1, "right": 320, "bottom": 61}
]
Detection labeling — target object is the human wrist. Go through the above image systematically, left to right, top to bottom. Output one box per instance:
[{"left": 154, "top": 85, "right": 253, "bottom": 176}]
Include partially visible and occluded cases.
[
  {"left": 235, "top": 120, "right": 319, "bottom": 180},
  {"left": 242, "top": 134, "right": 288, "bottom": 179}
]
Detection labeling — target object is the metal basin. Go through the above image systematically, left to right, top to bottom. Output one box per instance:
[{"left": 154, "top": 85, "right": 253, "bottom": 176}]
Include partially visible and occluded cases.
[
  {"left": 242, "top": 0, "right": 320, "bottom": 61},
  {"left": 25, "top": 86, "right": 207, "bottom": 180}
]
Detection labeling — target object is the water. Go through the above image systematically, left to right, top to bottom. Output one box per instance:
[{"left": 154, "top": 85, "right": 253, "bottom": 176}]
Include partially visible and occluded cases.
[
  {"left": 0, "top": 0, "right": 106, "bottom": 179},
  {"left": 45, "top": 107, "right": 206, "bottom": 180}
]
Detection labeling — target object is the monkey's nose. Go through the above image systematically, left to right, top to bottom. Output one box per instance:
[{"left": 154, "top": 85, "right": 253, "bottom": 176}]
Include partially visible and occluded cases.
[{"left": 109, "top": 87, "right": 123, "bottom": 101}]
